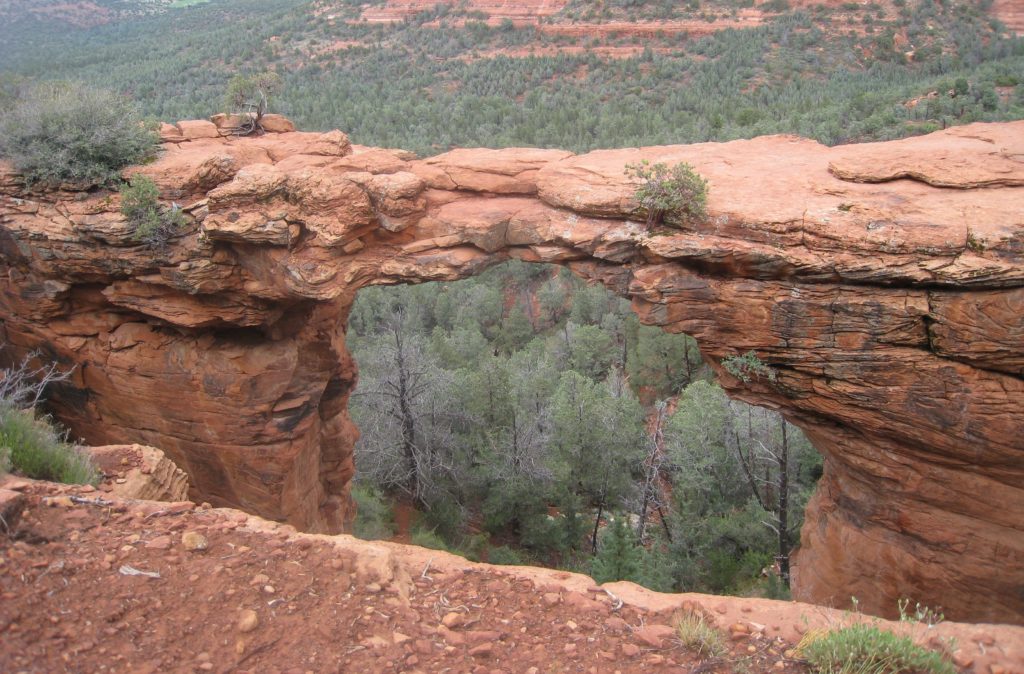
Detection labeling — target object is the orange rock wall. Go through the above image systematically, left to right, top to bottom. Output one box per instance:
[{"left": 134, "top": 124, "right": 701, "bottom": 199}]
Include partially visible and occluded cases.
[{"left": 1, "top": 119, "right": 1022, "bottom": 623}]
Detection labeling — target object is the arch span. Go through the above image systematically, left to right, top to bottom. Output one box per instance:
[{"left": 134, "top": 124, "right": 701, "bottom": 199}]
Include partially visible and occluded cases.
[{"left": 1, "top": 120, "right": 1022, "bottom": 623}]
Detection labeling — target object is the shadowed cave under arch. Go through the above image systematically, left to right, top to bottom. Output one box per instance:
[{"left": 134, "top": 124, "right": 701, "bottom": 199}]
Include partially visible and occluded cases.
[{"left": 0, "top": 120, "right": 1021, "bottom": 624}]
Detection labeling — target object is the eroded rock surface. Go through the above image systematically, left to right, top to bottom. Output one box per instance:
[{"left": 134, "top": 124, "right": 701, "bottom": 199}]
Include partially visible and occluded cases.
[
  {"left": 1, "top": 120, "right": 1022, "bottom": 623},
  {"left": 88, "top": 444, "right": 190, "bottom": 502}
]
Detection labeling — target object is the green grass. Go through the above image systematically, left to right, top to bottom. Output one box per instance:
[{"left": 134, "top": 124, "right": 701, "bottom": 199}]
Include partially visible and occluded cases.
[
  {"left": 170, "top": 0, "right": 211, "bottom": 8},
  {"left": 0, "top": 403, "right": 98, "bottom": 485},
  {"left": 801, "top": 624, "right": 956, "bottom": 674}
]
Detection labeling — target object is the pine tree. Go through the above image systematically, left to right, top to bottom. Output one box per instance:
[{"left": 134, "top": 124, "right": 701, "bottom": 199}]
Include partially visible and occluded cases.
[{"left": 591, "top": 516, "right": 641, "bottom": 584}]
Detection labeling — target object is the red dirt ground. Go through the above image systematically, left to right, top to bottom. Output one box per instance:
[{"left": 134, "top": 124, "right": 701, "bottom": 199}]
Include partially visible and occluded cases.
[{"left": 2, "top": 476, "right": 1022, "bottom": 674}]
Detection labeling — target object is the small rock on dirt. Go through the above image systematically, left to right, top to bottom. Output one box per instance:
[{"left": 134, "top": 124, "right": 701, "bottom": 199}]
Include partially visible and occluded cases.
[
  {"left": 181, "top": 531, "right": 208, "bottom": 551},
  {"left": 237, "top": 610, "right": 259, "bottom": 633},
  {"left": 634, "top": 624, "right": 675, "bottom": 649},
  {"left": 468, "top": 643, "right": 493, "bottom": 658}
]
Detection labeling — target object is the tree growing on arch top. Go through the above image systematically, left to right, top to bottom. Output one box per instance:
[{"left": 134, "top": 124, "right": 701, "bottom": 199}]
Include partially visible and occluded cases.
[{"left": 223, "top": 71, "right": 282, "bottom": 136}]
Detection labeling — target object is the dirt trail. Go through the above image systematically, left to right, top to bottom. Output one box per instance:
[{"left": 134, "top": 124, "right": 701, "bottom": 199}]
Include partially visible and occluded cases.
[
  {"left": 2, "top": 476, "right": 1022, "bottom": 674},
  {"left": 391, "top": 501, "right": 416, "bottom": 545}
]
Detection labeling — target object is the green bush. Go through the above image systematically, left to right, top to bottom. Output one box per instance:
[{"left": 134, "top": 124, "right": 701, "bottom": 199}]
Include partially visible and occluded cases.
[
  {"left": 0, "top": 81, "right": 157, "bottom": 187},
  {"left": 625, "top": 160, "right": 709, "bottom": 227},
  {"left": 120, "top": 175, "right": 187, "bottom": 248},
  {"left": 0, "top": 403, "right": 98, "bottom": 485},
  {"left": 350, "top": 483, "right": 395, "bottom": 540},
  {"left": 420, "top": 496, "right": 464, "bottom": 544},
  {"left": 410, "top": 526, "right": 455, "bottom": 553},
  {"left": 488, "top": 545, "right": 529, "bottom": 566},
  {"left": 802, "top": 624, "right": 956, "bottom": 674}
]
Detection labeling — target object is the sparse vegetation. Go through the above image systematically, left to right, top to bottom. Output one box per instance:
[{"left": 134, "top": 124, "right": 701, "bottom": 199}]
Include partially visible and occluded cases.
[
  {"left": 0, "top": 81, "right": 157, "bottom": 187},
  {"left": 625, "top": 160, "right": 709, "bottom": 227},
  {"left": 120, "top": 175, "right": 187, "bottom": 248},
  {"left": 966, "top": 227, "right": 987, "bottom": 253},
  {"left": 0, "top": 352, "right": 98, "bottom": 485},
  {"left": 897, "top": 599, "right": 944, "bottom": 627},
  {"left": 674, "top": 608, "right": 728, "bottom": 658},
  {"left": 800, "top": 624, "right": 957, "bottom": 674}
]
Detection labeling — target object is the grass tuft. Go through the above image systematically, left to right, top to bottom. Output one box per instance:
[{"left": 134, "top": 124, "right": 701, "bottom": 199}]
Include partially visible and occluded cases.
[
  {"left": 674, "top": 608, "right": 728, "bottom": 658},
  {"left": 799, "top": 623, "right": 956, "bottom": 674}
]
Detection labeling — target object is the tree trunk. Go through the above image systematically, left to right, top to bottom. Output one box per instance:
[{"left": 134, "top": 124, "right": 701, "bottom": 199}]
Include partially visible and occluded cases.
[
  {"left": 394, "top": 324, "right": 418, "bottom": 501},
  {"left": 682, "top": 338, "right": 693, "bottom": 385},
  {"left": 777, "top": 418, "right": 791, "bottom": 585},
  {"left": 592, "top": 499, "right": 605, "bottom": 554},
  {"left": 656, "top": 504, "right": 673, "bottom": 543}
]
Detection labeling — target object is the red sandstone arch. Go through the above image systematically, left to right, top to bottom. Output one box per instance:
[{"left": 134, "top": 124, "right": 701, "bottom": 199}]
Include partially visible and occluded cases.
[{"left": 1, "top": 120, "right": 1021, "bottom": 623}]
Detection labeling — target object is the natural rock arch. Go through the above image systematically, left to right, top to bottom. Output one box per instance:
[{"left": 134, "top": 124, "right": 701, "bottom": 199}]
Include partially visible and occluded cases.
[{"left": 0, "top": 120, "right": 1021, "bottom": 624}]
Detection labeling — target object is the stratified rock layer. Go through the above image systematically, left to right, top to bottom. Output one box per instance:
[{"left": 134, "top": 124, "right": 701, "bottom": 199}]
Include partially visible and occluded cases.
[{"left": 1, "top": 121, "right": 1022, "bottom": 624}]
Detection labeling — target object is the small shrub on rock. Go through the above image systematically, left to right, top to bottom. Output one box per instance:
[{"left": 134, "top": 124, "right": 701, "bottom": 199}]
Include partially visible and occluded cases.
[
  {"left": 0, "top": 81, "right": 157, "bottom": 188},
  {"left": 625, "top": 160, "right": 709, "bottom": 227},
  {"left": 120, "top": 175, "right": 186, "bottom": 248},
  {"left": 722, "top": 350, "right": 777, "bottom": 384},
  {"left": 674, "top": 608, "right": 727, "bottom": 658}
]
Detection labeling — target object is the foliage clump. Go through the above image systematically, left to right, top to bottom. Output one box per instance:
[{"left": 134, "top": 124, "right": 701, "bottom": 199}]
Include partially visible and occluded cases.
[
  {"left": 0, "top": 81, "right": 157, "bottom": 188},
  {"left": 625, "top": 160, "right": 709, "bottom": 227},
  {"left": 120, "top": 175, "right": 187, "bottom": 248},
  {"left": 722, "top": 350, "right": 777, "bottom": 383},
  {"left": 800, "top": 624, "right": 956, "bottom": 674}
]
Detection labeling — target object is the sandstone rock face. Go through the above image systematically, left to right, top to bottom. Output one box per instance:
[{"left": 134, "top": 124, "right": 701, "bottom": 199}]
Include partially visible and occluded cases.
[{"left": 0, "top": 120, "right": 1022, "bottom": 624}]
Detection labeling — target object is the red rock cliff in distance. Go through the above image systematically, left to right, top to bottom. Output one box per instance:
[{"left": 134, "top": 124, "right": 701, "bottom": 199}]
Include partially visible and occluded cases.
[{"left": 0, "top": 118, "right": 1022, "bottom": 624}]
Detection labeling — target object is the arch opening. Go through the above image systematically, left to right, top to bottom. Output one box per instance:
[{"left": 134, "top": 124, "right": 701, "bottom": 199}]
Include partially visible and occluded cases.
[{"left": 345, "top": 259, "right": 823, "bottom": 599}]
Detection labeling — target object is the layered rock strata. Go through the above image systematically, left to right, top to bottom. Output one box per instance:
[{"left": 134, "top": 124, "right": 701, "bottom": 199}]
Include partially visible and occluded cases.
[{"left": 0, "top": 118, "right": 1021, "bottom": 623}]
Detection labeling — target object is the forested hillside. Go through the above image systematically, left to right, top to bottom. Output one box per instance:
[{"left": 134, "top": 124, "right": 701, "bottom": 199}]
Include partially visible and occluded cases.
[
  {"left": 0, "top": 0, "right": 1021, "bottom": 154},
  {"left": 347, "top": 262, "right": 822, "bottom": 597}
]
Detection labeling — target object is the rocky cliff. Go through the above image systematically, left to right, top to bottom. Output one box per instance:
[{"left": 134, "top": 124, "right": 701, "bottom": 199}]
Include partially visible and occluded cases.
[{"left": 0, "top": 119, "right": 1021, "bottom": 624}]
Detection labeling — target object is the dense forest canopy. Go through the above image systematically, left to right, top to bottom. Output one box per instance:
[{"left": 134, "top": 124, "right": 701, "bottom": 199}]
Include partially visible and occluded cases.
[
  {"left": 0, "top": 0, "right": 1021, "bottom": 155},
  {"left": 348, "top": 262, "right": 822, "bottom": 597}
]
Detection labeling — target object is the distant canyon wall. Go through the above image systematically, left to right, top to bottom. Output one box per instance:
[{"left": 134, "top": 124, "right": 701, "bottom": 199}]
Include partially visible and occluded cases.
[{"left": 1, "top": 118, "right": 1022, "bottom": 623}]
